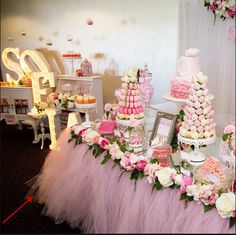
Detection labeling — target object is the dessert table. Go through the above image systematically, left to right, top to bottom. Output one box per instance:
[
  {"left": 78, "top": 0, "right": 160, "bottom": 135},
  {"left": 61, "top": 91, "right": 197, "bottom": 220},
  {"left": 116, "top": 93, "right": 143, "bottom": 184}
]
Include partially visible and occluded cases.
[{"left": 27, "top": 129, "right": 235, "bottom": 234}]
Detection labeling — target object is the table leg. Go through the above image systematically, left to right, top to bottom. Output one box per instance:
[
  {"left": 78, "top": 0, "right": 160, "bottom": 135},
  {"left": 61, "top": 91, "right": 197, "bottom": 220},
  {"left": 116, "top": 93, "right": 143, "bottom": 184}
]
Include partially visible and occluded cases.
[{"left": 40, "top": 119, "right": 45, "bottom": 150}]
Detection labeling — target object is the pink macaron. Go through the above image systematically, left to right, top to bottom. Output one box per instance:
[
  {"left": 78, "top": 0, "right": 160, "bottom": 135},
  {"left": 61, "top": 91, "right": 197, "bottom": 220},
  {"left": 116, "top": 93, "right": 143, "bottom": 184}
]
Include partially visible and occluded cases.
[
  {"left": 122, "top": 83, "right": 128, "bottom": 89},
  {"left": 194, "top": 83, "right": 200, "bottom": 90},
  {"left": 196, "top": 90, "right": 203, "bottom": 97},
  {"left": 198, "top": 96, "right": 205, "bottom": 103},
  {"left": 194, "top": 101, "right": 201, "bottom": 109},
  {"left": 123, "top": 108, "right": 128, "bottom": 114},
  {"left": 127, "top": 108, "right": 132, "bottom": 115},
  {"left": 191, "top": 114, "right": 198, "bottom": 121},
  {"left": 198, "top": 115, "right": 204, "bottom": 121},
  {"left": 194, "top": 120, "right": 201, "bottom": 127},
  {"left": 197, "top": 126, "right": 204, "bottom": 133}
]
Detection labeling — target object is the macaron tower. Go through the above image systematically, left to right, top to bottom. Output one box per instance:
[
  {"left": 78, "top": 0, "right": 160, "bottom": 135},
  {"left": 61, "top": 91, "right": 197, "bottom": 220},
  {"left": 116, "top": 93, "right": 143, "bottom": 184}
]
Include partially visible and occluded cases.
[
  {"left": 116, "top": 67, "right": 144, "bottom": 120},
  {"left": 179, "top": 72, "right": 216, "bottom": 139}
]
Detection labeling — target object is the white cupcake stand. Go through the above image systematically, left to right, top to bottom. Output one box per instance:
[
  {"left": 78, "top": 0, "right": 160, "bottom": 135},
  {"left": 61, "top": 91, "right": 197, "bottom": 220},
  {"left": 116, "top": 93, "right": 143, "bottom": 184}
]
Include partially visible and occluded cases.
[{"left": 178, "top": 134, "right": 216, "bottom": 166}]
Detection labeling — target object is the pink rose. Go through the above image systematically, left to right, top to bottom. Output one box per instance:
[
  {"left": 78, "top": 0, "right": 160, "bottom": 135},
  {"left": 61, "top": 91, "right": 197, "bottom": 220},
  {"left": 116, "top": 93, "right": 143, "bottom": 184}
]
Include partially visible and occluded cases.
[
  {"left": 210, "top": 4, "right": 217, "bottom": 11},
  {"left": 229, "top": 5, "right": 235, "bottom": 12},
  {"left": 228, "top": 10, "right": 235, "bottom": 17},
  {"left": 54, "top": 92, "right": 59, "bottom": 99},
  {"left": 104, "top": 103, "right": 112, "bottom": 112},
  {"left": 224, "top": 124, "right": 235, "bottom": 134},
  {"left": 78, "top": 129, "right": 86, "bottom": 137},
  {"left": 93, "top": 136, "right": 100, "bottom": 144},
  {"left": 99, "top": 139, "right": 109, "bottom": 149},
  {"left": 135, "top": 160, "right": 147, "bottom": 171},
  {"left": 180, "top": 175, "right": 193, "bottom": 193},
  {"left": 207, "top": 193, "right": 219, "bottom": 205},
  {"left": 233, "top": 210, "right": 236, "bottom": 217}
]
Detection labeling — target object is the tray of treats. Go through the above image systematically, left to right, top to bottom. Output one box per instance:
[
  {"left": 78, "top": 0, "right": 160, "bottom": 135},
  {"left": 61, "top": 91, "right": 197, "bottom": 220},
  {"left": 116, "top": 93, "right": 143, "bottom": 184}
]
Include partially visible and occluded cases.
[{"left": 75, "top": 95, "right": 96, "bottom": 109}]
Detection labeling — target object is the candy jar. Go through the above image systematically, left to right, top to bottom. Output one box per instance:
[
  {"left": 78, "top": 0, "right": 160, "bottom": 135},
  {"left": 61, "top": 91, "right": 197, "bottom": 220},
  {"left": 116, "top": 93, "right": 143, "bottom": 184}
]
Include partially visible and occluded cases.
[
  {"left": 129, "top": 125, "right": 145, "bottom": 152},
  {"left": 152, "top": 137, "right": 173, "bottom": 167}
]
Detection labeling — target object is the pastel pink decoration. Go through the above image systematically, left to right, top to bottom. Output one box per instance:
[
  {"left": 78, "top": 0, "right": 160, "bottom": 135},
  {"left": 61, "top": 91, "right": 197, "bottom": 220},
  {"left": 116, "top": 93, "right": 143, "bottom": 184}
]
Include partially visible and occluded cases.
[
  {"left": 122, "top": 83, "right": 128, "bottom": 89},
  {"left": 194, "top": 83, "right": 200, "bottom": 90},
  {"left": 204, "top": 88, "right": 209, "bottom": 95},
  {"left": 131, "top": 90, "right": 135, "bottom": 96},
  {"left": 196, "top": 90, "right": 203, "bottom": 97},
  {"left": 120, "top": 95, "right": 125, "bottom": 101},
  {"left": 129, "top": 96, "right": 134, "bottom": 102},
  {"left": 198, "top": 96, "right": 205, "bottom": 103},
  {"left": 194, "top": 101, "right": 201, "bottom": 109},
  {"left": 134, "top": 102, "right": 138, "bottom": 108},
  {"left": 201, "top": 102, "right": 207, "bottom": 108},
  {"left": 130, "top": 103, "right": 134, "bottom": 108},
  {"left": 123, "top": 108, "right": 128, "bottom": 114},
  {"left": 127, "top": 108, "right": 132, "bottom": 115},
  {"left": 196, "top": 108, "right": 203, "bottom": 115},
  {"left": 207, "top": 110, "right": 214, "bottom": 118},
  {"left": 185, "top": 112, "right": 191, "bottom": 119},
  {"left": 191, "top": 114, "right": 198, "bottom": 121},
  {"left": 198, "top": 115, "right": 204, "bottom": 121},
  {"left": 188, "top": 119, "right": 193, "bottom": 126},
  {"left": 194, "top": 120, "right": 201, "bottom": 127},
  {"left": 185, "top": 124, "right": 190, "bottom": 130},
  {"left": 205, "top": 125, "right": 210, "bottom": 131},
  {"left": 190, "top": 126, "right": 197, "bottom": 132},
  {"left": 197, "top": 126, "right": 204, "bottom": 133}
]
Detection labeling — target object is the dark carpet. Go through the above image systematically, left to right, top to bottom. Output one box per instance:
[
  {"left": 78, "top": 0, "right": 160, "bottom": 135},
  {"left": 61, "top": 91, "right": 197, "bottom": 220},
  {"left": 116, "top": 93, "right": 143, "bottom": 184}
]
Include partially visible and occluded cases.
[{"left": 0, "top": 120, "right": 80, "bottom": 234}]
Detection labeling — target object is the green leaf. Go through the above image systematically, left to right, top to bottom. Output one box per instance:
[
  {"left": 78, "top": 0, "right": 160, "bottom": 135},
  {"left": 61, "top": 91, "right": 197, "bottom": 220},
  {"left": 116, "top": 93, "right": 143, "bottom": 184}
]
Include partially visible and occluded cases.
[
  {"left": 179, "top": 109, "right": 185, "bottom": 116},
  {"left": 222, "top": 134, "right": 229, "bottom": 141},
  {"left": 68, "top": 137, "right": 73, "bottom": 143},
  {"left": 120, "top": 145, "right": 128, "bottom": 153},
  {"left": 101, "top": 154, "right": 110, "bottom": 164},
  {"left": 150, "top": 158, "right": 158, "bottom": 164},
  {"left": 114, "top": 159, "right": 121, "bottom": 164},
  {"left": 130, "top": 170, "right": 140, "bottom": 180},
  {"left": 139, "top": 172, "right": 144, "bottom": 179},
  {"left": 154, "top": 179, "right": 162, "bottom": 190},
  {"left": 180, "top": 193, "right": 188, "bottom": 201},
  {"left": 204, "top": 204, "right": 215, "bottom": 213},
  {"left": 229, "top": 217, "right": 236, "bottom": 228}
]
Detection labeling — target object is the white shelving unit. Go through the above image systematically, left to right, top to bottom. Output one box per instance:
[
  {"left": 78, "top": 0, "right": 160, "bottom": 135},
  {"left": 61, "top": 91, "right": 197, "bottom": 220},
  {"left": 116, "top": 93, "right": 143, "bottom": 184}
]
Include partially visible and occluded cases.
[{"left": 56, "top": 75, "right": 104, "bottom": 121}]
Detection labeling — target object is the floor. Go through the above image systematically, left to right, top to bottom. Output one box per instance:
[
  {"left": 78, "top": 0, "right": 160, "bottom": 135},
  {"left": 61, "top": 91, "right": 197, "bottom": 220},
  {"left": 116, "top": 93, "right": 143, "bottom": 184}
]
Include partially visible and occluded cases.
[{"left": 0, "top": 120, "right": 80, "bottom": 234}]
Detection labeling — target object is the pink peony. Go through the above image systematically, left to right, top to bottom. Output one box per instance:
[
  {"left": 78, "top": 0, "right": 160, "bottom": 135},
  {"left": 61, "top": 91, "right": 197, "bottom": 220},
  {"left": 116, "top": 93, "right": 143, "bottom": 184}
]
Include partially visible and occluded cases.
[
  {"left": 210, "top": 4, "right": 217, "bottom": 11},
  {"left": 228, "top": 10, "right": 235, "bottom": 17},
  {"left": 54, "top": 92, "right": 59, "bottom": 100},
  {"left": 104, "top": 103, "right": 112, "bottom": 112},
  {"left": 224, "top": 124, "right": 235, "bottom": 134},
  {"left": 93, "top": 136, "right": 100, "bottom": 144},
  {"left": 99, "top": 138, "right": 109, "bottom": 149},
  {"left": 135, "top": 160, "right": 147, "bottom": 171},
  {"left": 180, "top": 175, "right": 193, "bottom": 193},
  {"left": 207, "top": 193, "right": 219, "bottom": 205}
]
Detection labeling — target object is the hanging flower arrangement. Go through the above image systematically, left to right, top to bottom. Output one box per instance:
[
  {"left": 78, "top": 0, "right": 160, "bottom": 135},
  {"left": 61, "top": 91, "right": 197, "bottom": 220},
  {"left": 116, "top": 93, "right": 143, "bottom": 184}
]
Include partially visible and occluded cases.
[{"left": 204, "top": 0, "right": 235, "bottom": 21}]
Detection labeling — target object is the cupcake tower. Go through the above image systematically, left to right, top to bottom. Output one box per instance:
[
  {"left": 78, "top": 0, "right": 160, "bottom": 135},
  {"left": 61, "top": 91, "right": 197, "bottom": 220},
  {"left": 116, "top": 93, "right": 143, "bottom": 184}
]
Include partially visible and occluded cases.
[
  {"left": 116, "top": 68, "right": 144, "bottom": 121},
  {"left": 179, "top": 72, "right": 216, "bottom": 139}
]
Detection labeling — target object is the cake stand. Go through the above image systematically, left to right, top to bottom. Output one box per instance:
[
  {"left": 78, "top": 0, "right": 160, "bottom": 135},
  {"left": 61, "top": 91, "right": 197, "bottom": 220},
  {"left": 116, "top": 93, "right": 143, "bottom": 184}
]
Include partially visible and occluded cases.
[
  {"left": 163, "top": 93, "right": 187, "bottom": 103},
  {"left": 75, "top": 102, "right": 97, "bottom": 128},
  {"left": 178, "top": 134, "right": 216, "bottom": 167}
]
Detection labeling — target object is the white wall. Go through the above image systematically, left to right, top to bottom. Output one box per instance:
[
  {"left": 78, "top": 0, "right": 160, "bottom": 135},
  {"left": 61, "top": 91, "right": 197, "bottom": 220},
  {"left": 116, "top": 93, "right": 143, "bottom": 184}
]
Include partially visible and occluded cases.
[{"left": 1, "top": 0, "right": 179, "bottom": 104}]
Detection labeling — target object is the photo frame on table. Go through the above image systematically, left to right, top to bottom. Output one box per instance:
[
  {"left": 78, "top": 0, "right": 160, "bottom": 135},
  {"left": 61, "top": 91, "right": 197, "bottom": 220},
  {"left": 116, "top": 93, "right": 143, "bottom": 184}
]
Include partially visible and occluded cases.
[{"left": 149, "top": 111, "right": 177, "bottom": 145}]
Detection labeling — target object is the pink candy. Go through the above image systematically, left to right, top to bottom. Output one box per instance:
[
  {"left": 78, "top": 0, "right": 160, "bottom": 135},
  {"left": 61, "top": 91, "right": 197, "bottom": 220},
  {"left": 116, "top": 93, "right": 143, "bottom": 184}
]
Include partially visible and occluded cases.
[
  {"left": 196, "top": 108, "right": 203, "bottom": 115},
  {"left": 198, "top": 126, "right": 204, "bottom": 133}
]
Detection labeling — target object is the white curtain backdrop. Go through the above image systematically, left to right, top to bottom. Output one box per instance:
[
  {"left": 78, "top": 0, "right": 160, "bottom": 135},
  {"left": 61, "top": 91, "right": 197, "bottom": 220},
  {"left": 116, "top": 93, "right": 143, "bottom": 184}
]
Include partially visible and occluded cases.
[{"left": 178, "top": 0, "right": 235, "bottom": 132}]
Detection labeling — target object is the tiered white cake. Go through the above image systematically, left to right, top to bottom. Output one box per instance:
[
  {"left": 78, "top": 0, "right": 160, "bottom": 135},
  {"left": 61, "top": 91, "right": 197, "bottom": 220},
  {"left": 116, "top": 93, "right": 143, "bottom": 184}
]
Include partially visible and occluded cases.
[{"left": 170, "top": 48, "right": 201, "bottom": 99}]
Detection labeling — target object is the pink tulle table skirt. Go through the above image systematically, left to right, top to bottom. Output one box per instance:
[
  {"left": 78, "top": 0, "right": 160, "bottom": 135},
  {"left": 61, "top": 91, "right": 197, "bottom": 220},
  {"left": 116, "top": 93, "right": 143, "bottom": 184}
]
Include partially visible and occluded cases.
[{"left": 28, "top": 129, "right": 235, "bottom": 233}]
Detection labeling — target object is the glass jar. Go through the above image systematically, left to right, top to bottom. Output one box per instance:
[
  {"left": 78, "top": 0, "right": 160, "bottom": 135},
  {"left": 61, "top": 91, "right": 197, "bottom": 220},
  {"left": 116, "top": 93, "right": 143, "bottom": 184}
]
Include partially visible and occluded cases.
[
  {"left": 129, "top": 126, "right": 145, "bottom": 152},
  {"left": 152, "top": 138, "right": 172, "bottom": 167}
]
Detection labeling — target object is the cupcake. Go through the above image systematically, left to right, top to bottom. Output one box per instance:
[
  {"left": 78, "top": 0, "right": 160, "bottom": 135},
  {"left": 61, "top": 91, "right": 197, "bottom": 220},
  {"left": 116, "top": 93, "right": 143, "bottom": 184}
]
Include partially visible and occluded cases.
[
  {"left": 76, "top": 95, "right": 84, "bottom": 104},
  {"left": 88, "top": 95, "right": 96, "bottom": 103},
  {"left": 83, "top": 97, "right": 89, "bottom": 104}
]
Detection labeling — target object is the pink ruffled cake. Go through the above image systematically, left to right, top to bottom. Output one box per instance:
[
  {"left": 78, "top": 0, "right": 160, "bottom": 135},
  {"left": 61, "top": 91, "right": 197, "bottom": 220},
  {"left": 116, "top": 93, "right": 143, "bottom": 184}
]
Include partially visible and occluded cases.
[
  {"left": 170, "top": 48, "right": 200, "bottom": 99},
  {"left": 117, "top": 68, "right": 144, "bottom": 120},
  {"left": 179, "top": 72, "right": 216, "bottom": 139},
  {"left": 198, "top": 156, "right": 225, "bottom": 180}
]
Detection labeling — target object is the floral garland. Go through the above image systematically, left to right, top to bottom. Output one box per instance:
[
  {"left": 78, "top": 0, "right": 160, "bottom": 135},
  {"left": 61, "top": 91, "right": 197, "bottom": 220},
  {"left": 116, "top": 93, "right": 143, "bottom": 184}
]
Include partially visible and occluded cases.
[
  {"left": 204, "top": 0, "right": 235, "bottom": 21},
  {"left": 47, "top": 92, "right": 75, "bottom": 110},
  {"left": 68, "top": 124, "right": 236, "bottom": 228}
]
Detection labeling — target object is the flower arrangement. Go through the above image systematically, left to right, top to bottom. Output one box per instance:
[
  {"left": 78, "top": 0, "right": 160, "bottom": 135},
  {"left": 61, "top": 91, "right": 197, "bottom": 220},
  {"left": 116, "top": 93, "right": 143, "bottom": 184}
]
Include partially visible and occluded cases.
[
  {"left": 204, "top": 0, "right": 235, "bottom": 21},
  {"left": 121, "top": 67, "right": 139, "bottom": 83},
  {"left": 47, "top": 92, "right": 75, "bottom": 110},
  {"left": 30, "top": 101, "right": 48, "bottom": 116},
  {"left": 103, "top": 103, "right": 117, "bottom": 120},
  {"left": 68, "top": 124, "right": 236, "bottom": 228},
  {"left": 222, "top": 124, "right": 235, "bottom": 151}
]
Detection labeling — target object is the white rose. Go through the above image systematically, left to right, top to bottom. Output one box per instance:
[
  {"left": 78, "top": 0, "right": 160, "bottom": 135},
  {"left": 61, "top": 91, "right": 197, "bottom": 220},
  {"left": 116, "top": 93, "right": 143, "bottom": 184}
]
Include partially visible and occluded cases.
[
  {"left": 185, "top": 48, "right": 200, "bottom": 57},
  {"left": 196, "top": 72, "right": 206, "bottom": 84},
  {"left": 121, "top": 76, "right": 130, "bottom": 83},
  {"left": 129, "top": 76, "right": 137, "bottom": 83},
  {"left": 67, "top": 101, "right": 74, "bottom": 109},
  {"left": 84, "top": 130, "right": 99, "bottom": 144},
  {"left": 115, "top": 150, "right": 124, "bottom": 160},
  {"left": 130, "top": 153, "right": 140, "bottom": 164},
  {"left": 155, "top": 167, "right": 176, "bottom": 187},
  {"left": 174, "top": 174, "right": 183, "bottom": 185},
  {"left": 216, "top": 192, "right": 235, "bottom": 219}
]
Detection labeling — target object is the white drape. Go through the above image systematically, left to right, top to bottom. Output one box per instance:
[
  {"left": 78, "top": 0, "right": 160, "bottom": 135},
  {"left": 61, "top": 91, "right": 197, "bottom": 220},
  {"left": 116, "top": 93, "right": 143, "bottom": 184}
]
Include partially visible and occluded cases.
[{"left": 178, "top": 0, "right": 235, "bottom": 132}]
